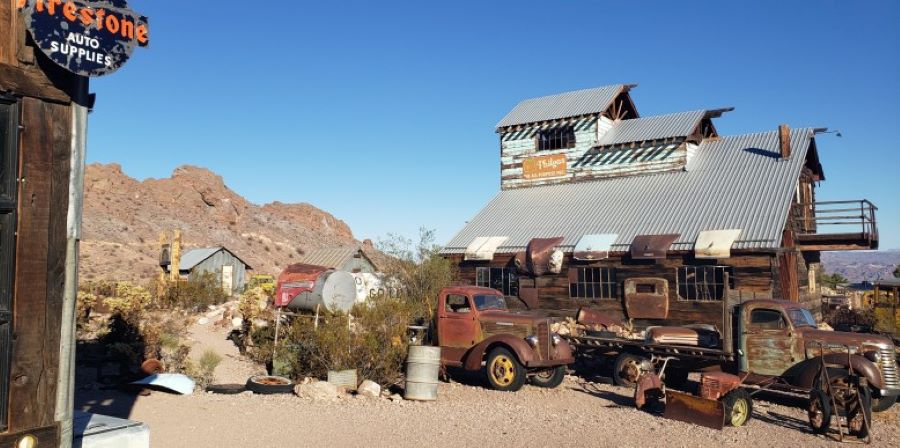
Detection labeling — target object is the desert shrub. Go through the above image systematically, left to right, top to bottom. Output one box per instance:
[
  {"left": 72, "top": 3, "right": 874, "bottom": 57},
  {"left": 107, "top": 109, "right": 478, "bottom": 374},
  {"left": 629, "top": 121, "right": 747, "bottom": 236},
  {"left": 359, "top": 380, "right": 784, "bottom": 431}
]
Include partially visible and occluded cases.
[
  {"left": 254, "top": 228, "right": 453, "bottom": 386},
  {"left": 158, "top": 271, "right": 228, "bottom": 311},
  {"left": 75, "top": 290, "right": 97, "bottom": 329},
  {"left": 193, "top": 350, "right": 222, "bottom": 388}
]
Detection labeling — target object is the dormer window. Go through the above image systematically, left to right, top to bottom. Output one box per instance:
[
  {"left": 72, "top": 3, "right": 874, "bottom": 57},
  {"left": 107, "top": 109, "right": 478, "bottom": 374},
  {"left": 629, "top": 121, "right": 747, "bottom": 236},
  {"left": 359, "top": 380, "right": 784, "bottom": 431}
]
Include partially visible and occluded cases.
[{"left": 538, "top": 126, "right": 576, "bottom": 151}]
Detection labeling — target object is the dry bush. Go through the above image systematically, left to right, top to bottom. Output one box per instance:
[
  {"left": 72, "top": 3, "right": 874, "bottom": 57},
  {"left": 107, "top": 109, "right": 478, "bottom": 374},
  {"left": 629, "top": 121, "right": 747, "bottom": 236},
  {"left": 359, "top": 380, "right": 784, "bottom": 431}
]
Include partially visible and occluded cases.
[
  {"left": 251, "top": 228, "right": 454, "bottom": 387},
  {"left": 157, "top": 272, "right": 229, "bottom": 311},
  {"left": 194, "top": 349, "right": 223, "bottom": 388}
]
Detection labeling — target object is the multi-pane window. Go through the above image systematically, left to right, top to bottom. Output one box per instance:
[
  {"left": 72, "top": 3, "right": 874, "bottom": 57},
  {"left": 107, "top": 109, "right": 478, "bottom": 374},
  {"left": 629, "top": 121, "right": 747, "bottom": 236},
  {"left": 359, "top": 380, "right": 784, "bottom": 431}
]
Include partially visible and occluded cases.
[
  {"left": 0, "top": 98, "right": 17, "bottom": 432},
  {"left": 537, "top": 126, "right": 576, "bottom": 151},
  {"left": 677, "top": 265, "right": 733, "bottom": 301},
  {"left": 476, "top": 267, "right": 518, "bottom": 297},
  {"left": 570, "top": 267, "right": 617, "bottom": 299}
]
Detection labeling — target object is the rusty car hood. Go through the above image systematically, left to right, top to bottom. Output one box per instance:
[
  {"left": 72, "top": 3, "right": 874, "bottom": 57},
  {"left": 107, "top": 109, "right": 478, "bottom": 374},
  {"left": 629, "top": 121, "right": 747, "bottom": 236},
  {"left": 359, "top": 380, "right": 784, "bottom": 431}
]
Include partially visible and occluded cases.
[
  {"left": 478, "top": 309, "right": 549, "bottom": 324},
  {"left": 797, "top": 328, "right": 894, "bottom": 351}
]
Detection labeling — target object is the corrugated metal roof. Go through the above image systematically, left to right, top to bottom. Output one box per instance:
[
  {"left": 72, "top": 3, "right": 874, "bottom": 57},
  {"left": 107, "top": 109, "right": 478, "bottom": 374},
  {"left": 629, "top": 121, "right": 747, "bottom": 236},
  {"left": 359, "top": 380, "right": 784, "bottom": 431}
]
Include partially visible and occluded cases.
[
  {"left": 496, "top": 85, "right": 628, "bottom": 129},
  {"left": 597, "top": 110, "right": 706, "bottom": 146},
  {"left": 442, "top": 128, "right": 814, "bottom": 254},
  {"left": 296, "top": 246, "right": 365, "bottom": 270},
  {"left": 179, "top": 247, "right": 223, "bottom": 270}
]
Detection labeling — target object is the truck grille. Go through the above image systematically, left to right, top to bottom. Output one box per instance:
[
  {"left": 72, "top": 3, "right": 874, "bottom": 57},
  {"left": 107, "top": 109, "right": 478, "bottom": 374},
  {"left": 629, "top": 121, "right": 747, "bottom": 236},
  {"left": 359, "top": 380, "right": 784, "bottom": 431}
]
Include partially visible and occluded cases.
[
  {"left": 537, "top": 322, "right": 550, "bottom": 360},
  {"left": 879, "top": 347, "right": 899, "bottom": 390}
]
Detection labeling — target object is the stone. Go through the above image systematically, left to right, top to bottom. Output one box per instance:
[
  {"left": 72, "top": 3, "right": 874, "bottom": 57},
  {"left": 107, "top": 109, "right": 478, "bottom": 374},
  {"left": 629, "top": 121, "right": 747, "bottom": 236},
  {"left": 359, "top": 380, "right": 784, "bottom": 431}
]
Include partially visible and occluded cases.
[
  {"left": 197, "top": 317, "right": 209, "bottom": 325},
  {"left": 357, "top": 380, "right": 381, "bottom": 398},
  {"left": 294, "top": 381, "right": 340, "bottom": 401},
  {"left": 389, "top": 393, "right": 403, "bottom": 403}
]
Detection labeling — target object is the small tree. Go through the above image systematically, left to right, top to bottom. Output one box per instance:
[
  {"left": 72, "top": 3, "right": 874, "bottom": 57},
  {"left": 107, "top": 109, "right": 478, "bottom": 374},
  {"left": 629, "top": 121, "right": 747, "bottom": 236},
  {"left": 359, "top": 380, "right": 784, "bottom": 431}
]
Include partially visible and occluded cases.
[{"left": 821, "top": 272, "right": 849, "bottom": 290}]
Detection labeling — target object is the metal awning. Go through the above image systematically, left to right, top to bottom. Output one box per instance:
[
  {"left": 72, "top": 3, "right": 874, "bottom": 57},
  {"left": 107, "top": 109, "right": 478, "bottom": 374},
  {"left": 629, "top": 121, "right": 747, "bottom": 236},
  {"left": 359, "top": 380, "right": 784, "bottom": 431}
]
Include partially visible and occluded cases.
[
  {"left": 694, "top": 229, "right": 742, "bottom": 259},
  {"left": 573, "top": 234, "right": 618, "bottom": 260},
  {"left": 630, "top": 234, "right": 680, "bottom": 259},
  {"left": 464, "top": 236, "right": 509, "bottom": 261}
]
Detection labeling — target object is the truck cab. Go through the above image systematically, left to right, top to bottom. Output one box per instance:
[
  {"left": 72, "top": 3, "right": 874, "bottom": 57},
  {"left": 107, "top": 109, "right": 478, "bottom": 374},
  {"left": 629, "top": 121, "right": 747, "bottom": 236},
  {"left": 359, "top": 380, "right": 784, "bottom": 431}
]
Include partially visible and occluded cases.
[
  {"left": 434, "top": 286, "right": 574, "bottom": 391},
  {"left": 736, "top": 299, "right": 899, "bottom": 412}
]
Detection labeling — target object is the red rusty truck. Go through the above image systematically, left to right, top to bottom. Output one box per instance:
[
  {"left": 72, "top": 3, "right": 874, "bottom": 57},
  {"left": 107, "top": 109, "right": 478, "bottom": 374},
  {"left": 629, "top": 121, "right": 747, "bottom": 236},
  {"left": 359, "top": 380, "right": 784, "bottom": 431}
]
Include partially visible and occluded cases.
[
  {"left": 434, "top": 286, "right": 574, "bottom": 391},
  {"left": 565, "top": 298, "right": 899, "bottom": 413}
]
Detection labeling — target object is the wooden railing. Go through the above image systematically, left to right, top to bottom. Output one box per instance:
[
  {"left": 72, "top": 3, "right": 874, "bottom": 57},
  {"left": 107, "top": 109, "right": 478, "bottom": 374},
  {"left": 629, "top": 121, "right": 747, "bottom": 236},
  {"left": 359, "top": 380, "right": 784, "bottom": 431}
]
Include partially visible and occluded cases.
[{"left": 791, "top": 200, "right": 878, "bottom": 247}]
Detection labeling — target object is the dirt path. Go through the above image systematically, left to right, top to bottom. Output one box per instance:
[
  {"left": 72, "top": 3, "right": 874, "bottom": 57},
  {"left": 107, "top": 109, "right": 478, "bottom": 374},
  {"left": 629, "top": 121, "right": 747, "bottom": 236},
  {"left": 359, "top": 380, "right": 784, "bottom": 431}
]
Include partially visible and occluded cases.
[{"left": 185, "top": 308, "right": 261, "bottom": 384}]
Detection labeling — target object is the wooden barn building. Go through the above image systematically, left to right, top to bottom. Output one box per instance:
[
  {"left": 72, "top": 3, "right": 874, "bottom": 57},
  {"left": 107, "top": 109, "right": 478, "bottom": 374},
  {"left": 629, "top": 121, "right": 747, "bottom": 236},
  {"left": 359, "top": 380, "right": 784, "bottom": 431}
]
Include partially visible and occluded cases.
[
  {"left": 441, "top": 85, "right": 878, "bottom": 324},
  {"left": 161, "top": 247, "right": 252, "bottom": 295}
]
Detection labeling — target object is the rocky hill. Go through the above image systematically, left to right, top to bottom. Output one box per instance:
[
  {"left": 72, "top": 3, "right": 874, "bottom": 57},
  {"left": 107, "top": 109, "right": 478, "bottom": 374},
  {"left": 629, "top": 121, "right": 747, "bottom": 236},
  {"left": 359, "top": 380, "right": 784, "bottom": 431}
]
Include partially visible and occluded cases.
[
  {"left": 80, "top": 163, "right": 359, "bottom": 282},
  {"left": 821, "top": 250, "right": 900, "bottom": 283}
]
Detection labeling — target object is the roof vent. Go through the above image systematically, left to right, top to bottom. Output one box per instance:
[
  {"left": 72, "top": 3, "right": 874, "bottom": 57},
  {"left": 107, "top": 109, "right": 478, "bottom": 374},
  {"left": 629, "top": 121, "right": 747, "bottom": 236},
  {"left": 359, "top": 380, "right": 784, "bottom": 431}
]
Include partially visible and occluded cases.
[{"left": 778, "top": 124, "right": 791, "bottom": 159}]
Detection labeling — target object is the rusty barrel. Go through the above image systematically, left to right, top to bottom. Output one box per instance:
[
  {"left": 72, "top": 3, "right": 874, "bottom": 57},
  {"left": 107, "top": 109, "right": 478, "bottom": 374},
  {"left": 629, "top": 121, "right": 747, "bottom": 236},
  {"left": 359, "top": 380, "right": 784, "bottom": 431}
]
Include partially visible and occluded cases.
[{"left": 405, "top": 345, "right": 440, "bottom": 401}]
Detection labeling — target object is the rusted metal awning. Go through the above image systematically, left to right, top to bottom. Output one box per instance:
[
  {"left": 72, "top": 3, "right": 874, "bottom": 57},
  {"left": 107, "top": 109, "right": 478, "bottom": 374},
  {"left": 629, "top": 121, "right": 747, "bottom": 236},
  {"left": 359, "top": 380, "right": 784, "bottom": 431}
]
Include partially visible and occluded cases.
[
  {"left": 694, "top": 229, "right": 742, "bottom": 259},
  {"left": 573, "top": 234, "right": 617, "bottom": 260},
  {"left": 630, "top": 234, "right": 679, "bottom": 259},
  {"left": 464, "top": 236, "right": 509, "bottom": 261}
]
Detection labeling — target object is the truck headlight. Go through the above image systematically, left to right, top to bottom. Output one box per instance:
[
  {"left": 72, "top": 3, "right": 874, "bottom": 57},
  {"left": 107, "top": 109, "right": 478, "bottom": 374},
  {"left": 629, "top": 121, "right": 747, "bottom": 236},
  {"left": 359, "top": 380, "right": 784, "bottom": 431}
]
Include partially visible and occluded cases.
[
  {"left": 551, "top": 334, "right": 562, "bottom": 346},
  {"left": 525, "top": 335, "right": 538, "bottom": 347}
]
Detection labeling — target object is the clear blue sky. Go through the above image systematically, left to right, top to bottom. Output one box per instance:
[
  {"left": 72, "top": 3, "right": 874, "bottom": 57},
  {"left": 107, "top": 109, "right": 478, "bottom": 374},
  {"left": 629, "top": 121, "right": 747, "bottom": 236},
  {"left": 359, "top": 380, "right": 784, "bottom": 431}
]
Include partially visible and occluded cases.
[{"left": 87, "top": 0, "right": 900, "bottom": 249}]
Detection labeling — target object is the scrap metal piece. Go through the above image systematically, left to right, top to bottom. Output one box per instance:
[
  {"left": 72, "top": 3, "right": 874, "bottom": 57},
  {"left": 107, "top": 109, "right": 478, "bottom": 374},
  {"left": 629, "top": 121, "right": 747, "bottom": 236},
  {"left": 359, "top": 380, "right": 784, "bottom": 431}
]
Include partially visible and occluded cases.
[
  {"left": 694, "top": 229, "right": 742, "bottom": 259},
  {"left": 573, "top": 234, "right": 617, "bottom": 261},
  {"left": 630, "top": 234, "right": 680, "bottom": 260},
  {"left": 464, "top": 236, "right": 508, "bottom": 261},
  {"left": 526, "top": 237, "right": 564, "bottom": 276},
  {"left": 624, "top": 278, "right": 669, "bottom": 319},
  {"left": 575, "top": 307, "right": 619, "bottom": 328},
  {"left": 130, "top": 373, "right": 195, "bottom": 395},
  {"left": 664, "top": 390, "right": 725, "bottom": 430}
]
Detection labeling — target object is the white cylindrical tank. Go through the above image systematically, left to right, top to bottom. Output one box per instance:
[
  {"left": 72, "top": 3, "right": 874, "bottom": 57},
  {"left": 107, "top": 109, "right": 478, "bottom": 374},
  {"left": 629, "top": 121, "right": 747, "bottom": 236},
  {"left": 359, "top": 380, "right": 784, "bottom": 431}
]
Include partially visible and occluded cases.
[
  {"left": 285, "top": 270, "right": 358, "bottom": 313},
  {"left": 351, "top": 273, "right": 384, "bottom": 303}
]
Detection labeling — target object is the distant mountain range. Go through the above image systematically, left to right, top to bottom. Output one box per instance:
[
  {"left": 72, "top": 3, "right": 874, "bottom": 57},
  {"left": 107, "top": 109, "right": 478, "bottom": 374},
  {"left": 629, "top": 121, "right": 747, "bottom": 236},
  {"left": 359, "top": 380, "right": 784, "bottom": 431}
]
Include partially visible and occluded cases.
[
  {"left": 80, "top": 163, "right": 361, "bottom": 282},
  {"left": 821, "top": 250, "right": 900, "bottom": 283}
]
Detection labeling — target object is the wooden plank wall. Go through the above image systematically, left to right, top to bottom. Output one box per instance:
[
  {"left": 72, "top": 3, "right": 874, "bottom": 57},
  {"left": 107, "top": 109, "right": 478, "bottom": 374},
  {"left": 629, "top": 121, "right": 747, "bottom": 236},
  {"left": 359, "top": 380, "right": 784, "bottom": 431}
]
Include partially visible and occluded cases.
[
  {"left": 0, "top": 1, "right": 76, "bottom": 441},
  {"left": 7, "top": 97, "right": 70, "bottom": 434},
  {"left": 448, "top": 252, "right": 776, "bottom": 328}
]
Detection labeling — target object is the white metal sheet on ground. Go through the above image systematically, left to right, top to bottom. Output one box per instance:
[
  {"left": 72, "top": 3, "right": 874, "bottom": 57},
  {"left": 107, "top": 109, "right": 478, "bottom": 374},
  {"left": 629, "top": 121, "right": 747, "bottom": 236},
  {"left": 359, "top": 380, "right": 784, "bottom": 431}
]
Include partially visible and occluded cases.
[
  {"left": 694, "top": 229, "right": 742, "bottom": 259},
  {"left": 573, "top": 234, "right": 617, "bottom": 260},
  {"left": 464, "top": 236, "right": 508, "bottom": 261},
  {"left": 74, "top": 412, "right": 150, "bottom": 448}
]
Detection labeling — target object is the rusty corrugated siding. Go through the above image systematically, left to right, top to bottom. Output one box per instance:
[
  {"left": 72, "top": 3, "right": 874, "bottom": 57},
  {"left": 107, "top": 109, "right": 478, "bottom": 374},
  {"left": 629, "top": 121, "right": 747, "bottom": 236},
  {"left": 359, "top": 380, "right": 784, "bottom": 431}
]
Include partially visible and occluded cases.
[{"left": 442, "top": 128, "right": 814, "bottom": 255}]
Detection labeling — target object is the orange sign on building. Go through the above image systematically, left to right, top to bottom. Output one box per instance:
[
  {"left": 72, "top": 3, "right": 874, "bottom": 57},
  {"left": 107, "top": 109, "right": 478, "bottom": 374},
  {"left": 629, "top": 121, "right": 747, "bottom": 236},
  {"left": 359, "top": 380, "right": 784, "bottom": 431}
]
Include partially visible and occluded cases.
[{"left": 523, "top": 154, "right": 567, "bottom": 179}]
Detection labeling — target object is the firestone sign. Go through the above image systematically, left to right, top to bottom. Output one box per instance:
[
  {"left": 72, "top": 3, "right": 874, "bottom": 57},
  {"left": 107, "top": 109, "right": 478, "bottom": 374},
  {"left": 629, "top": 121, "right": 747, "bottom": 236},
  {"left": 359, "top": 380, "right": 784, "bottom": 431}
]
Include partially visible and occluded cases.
[{"left": 17, "top": 0, "right": 149, "bottom": 77}]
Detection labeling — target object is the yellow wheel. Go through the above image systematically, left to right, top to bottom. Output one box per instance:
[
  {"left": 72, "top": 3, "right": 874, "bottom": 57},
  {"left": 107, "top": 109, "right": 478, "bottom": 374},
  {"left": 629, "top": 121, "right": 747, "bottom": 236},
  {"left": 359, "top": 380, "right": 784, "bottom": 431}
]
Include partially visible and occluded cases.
[
  {"left": 485, "top": 347, "right": 525, "bottom": 391},
  {"left": 723, "top": 389, "right": 753, "bottom": 427}
]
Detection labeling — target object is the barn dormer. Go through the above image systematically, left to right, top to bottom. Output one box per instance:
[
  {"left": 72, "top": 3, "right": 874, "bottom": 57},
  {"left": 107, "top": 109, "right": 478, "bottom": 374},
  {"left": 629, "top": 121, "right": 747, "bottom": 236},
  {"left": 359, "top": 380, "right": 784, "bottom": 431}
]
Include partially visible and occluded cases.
[{"left": 497, "top": 85, "right": 731, "bottom": 190}]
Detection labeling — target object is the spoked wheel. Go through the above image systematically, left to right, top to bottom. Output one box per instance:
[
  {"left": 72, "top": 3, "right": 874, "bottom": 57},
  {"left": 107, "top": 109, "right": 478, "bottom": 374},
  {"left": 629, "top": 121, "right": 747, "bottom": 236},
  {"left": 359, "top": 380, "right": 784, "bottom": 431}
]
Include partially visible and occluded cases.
[
  {"left": 485, "top": 347, "right": 525, "bottom": 392},
  {"left": 808, "top": 388, "right": 833, "bottom": 434}
]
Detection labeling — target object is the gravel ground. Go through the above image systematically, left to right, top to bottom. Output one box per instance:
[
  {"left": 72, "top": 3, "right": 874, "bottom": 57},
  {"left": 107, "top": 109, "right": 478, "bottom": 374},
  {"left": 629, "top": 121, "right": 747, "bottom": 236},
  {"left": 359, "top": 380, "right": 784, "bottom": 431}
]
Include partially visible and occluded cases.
[{"left": 75, "top": 322, "right": 900, "bottom": 448}]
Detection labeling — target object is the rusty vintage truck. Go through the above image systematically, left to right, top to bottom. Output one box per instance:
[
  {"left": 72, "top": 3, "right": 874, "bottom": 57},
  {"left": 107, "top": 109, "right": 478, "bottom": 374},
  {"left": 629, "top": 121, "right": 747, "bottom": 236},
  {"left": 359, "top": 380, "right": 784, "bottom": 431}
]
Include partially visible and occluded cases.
[
  {"left": 433, "top": 286, "right": 574, "bottom": 391},
  {"left": 566, "top": 298, "right": 899, "bottom": 412}
]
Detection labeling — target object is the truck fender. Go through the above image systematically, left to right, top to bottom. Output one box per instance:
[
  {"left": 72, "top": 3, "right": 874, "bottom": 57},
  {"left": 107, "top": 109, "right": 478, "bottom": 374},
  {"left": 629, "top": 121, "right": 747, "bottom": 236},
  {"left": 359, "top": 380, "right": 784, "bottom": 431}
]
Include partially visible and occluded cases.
[
  {"left": 463, "top": 335, "right": 535, "bottom": 371},
  {"left": 791, "top": 353, "right": 884, "bottom": 390}
]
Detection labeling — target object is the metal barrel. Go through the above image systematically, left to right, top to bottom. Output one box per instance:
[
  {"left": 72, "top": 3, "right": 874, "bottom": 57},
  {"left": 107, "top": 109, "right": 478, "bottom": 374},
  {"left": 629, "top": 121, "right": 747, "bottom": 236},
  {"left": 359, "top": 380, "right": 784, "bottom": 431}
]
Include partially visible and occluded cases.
[{"left": 404, "top": 345, "right": 441, "bottom": 401}]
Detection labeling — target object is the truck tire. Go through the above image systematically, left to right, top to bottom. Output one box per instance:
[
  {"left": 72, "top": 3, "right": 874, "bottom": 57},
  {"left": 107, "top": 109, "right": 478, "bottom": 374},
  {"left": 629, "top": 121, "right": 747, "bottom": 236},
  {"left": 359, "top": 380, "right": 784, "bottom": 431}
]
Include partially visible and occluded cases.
[
  {"left": 485, "top": 347, "right": 526, "bottom": 392},
  {"left": 612, "top": 353, "right": 646, "bottom": 388},
  {"left": 529, "top": 366, "right": 566, "bottom": 389},
  {"left": 245, "top": 375, "right": 294, "bottom": 395},
  {"left": 722, "top": 389, "right": 753, "bottom": 427},
  {"left": 808, "top": 389, "right": 832, "bottom": 434},
  {"left": 871, "top": 394, "right": 896, "bottom": 413}
]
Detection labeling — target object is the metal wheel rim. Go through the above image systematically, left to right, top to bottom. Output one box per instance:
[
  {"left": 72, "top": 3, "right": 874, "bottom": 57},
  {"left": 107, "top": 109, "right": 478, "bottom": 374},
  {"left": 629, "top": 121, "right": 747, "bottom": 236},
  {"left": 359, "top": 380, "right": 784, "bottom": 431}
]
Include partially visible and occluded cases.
[
  {"left": 490, "top": 355, "right": 516, "bottom": 385},
  {"left": 619, "top": 359, "right": 641, "bottom": 384},
  {"left": 731, "top": 398, "right": 749, "bottom": 426}
]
